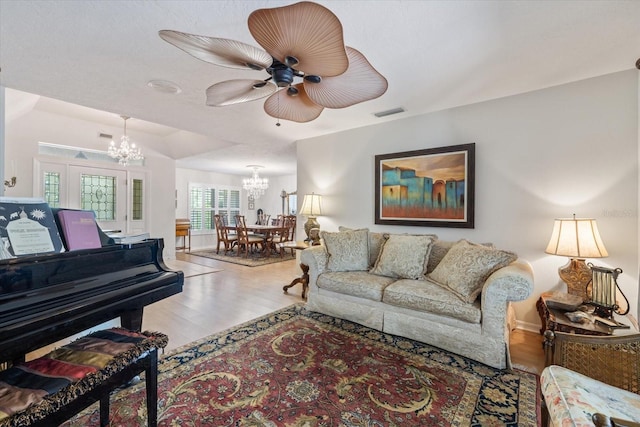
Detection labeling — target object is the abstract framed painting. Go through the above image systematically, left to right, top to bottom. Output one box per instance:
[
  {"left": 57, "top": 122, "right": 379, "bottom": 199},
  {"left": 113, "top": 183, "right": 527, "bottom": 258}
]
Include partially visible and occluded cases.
[{"left": 375, "top": 143, "right": 475, "bottom": 228}]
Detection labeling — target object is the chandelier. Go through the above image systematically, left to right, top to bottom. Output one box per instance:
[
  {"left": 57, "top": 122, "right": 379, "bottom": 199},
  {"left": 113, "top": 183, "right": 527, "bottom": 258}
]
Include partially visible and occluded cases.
[
  {"left": 108, "top": 115, "right": 144, "bottom": 166},
  {"left": 242, "top": 165, "right": 269, "bottom": 199}
]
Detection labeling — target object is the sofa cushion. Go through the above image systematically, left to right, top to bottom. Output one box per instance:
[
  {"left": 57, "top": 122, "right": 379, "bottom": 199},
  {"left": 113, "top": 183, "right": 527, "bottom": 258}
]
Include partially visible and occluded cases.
[
  {"left": 339, "top": 226, "right": 387, "bottom": 268},
  {"left": 321, "top": 228, "right": 370, "bottom": 272},
  {"left": 367, "top": 232, "right": 387, "bottom": 268},
  {"left": 370, "top": 234, "right": 435, "bottom": 280},
  {"left": 426, "top": 239, "right": 495, "bottom": 273},
  {"left": 428, "top": 239, "right": 517, "bottom": 303},
  {"left": 426, "top": 240, "right": 455, "bottom": 274},
  {"left": 317, "top": 271, "right": 396, "bottom": 301},
  {"left": 383, "top": 279, "right": 482, "bottom": 323}
]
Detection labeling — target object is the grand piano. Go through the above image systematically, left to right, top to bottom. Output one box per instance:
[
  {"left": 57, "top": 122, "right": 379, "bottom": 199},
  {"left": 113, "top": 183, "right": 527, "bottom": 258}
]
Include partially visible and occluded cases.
[{"left": 0, "top": 238, "right": 183, "bottom": 365}]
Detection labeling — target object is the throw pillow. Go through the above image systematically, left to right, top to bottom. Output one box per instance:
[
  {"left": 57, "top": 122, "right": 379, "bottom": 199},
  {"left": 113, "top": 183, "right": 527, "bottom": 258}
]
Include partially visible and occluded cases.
[
  {"left": 338, "top": 226, "right": 388, "bottom": 268},
  {"left": 322, "top": 228, "right": 370, "bottom": 272},
  {"left": 370, "top": 234, "right": 435, "bottom": 280},
  {"left": 428, "top": 239, "right": 517, "bottom": 303}
]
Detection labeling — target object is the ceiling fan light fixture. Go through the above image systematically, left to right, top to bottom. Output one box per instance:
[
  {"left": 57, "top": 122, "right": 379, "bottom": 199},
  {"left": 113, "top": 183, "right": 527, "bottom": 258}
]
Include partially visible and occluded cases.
[
  {"left": 285, "top": 56, "right": 299, "bottom": 67},
  {"left": 304, "top": 75, "right": 322, "bottom": 84}
]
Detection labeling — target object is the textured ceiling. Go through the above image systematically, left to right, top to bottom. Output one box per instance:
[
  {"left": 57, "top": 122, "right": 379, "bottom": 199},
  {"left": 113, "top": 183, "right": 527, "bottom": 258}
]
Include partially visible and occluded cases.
[{"left": 1, "top": 0, "right": 639, "bottom": 177}]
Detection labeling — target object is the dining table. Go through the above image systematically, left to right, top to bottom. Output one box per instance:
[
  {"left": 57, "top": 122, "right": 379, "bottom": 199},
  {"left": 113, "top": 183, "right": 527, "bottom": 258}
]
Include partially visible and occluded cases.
[{"left": 243, "top": 224, "right": 288, "bottom": 255}]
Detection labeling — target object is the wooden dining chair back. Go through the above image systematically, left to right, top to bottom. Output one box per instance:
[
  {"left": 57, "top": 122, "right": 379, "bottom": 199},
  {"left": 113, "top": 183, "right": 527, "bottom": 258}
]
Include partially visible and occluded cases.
[
  {"left": 257, "top": 213, "right": 271, "bottom": 226},
  {"left": 214, "top": 214, "right": 237, "bottom": 254},
  {"left": 234, "top": 215, "right": 265, "bottom": 257},
  {"left": 284, "top": 215, "right": 296, "bottom": 242},
  {"left": 275, "top": 216, "right": 298, "bottom": 257}
]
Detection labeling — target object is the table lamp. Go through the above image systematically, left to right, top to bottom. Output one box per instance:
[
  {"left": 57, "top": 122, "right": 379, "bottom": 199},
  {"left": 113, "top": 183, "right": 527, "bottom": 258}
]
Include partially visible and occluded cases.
[
  {"left": 300, "top": 193, "right": 323, "bottom": 242},
  {"left": 545, "top": 214, "right": 608, "bottom": 302}
]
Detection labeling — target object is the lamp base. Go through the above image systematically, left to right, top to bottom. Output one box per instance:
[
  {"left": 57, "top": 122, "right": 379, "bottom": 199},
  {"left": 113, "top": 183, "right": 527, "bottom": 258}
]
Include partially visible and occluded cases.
[
  {"left": 304, "top": 216, "right": 319, "bottom": 242},
  {"left": 558, "top": 258, "right": 591, "bottom": 302}
]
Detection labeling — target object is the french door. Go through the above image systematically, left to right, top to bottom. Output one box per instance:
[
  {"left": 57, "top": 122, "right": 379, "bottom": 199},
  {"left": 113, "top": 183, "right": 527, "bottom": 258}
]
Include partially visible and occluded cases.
[{"left": 36, "top": 160, "right": 147, "bottom": 234}]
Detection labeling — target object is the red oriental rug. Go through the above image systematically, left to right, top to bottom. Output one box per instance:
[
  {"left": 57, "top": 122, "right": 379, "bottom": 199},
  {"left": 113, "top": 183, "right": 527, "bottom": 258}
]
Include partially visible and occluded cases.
[{"left": 65, "top": 304, "right": 539, "bottom": 426}]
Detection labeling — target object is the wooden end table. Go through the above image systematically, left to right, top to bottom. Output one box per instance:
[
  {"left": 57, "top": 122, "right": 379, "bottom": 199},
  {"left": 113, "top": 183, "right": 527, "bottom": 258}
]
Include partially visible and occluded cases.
[
  {"left": 280, "top": 241, "right": 310, "bottom": 299},
  {"left": 537, "top": 291, "right": 634, "bottom": 365}
]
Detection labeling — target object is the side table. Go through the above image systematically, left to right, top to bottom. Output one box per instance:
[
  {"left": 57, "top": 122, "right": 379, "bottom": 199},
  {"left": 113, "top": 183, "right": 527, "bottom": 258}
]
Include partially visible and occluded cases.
[
  {"left": 280, "top": 241, "right": 310, "bottom": 299},
  {"left": 537, "top": 291, "right": 634, "bottom": 366},
  {"left": 537, "top": 292, "right": 613, "bottom": 336}
]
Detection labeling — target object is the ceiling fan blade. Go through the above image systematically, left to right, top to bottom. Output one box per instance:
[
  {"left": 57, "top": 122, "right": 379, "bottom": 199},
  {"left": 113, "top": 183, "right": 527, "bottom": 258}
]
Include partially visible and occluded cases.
[
  {"left": 248, "top": 2, "right": 348, "bottom": 77},
  {"left": 159, "top": 30, "right": 273, "bottom": 70},
  {"left": 304, "top": 47, "right": 388, "bottom": 109},
  {"left": 206, "top": 80, "right": 276, "bottom": 106},
  {"left": 263, "top": 83, "right": 323, "bottom": 123}
]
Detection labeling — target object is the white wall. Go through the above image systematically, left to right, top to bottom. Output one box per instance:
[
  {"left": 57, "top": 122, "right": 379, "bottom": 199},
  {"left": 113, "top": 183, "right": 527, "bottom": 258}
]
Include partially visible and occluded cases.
[
  {"left": 297, "top": 70, "right": 639, "bottom": 329},
  {"left": 4, "top": 108, "right": 178, "bottom": 258},
  {"left": 175, "top": 168, "right": 296, "bottom": 251}
]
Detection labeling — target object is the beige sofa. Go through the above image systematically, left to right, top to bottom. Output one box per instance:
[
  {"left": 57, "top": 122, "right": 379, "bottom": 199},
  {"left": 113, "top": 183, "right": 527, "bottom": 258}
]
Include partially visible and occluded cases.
[{"left": 300, "top": 228, "right": 534, "bottom": 369}]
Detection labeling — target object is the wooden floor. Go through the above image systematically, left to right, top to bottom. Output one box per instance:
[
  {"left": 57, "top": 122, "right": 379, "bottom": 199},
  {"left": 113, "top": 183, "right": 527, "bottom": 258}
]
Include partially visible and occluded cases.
[{"left": 147, "top": 252, "right": 545, "bottom": 374}]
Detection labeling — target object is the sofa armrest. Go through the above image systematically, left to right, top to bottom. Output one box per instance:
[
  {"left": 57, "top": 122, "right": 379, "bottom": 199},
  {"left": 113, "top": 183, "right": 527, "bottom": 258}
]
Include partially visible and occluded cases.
[
  {"left": 300, "top": 245, "right": 329, "bottom": 292},
  {"left": 481, "top": 259, "right": 534, "bottom": 336}
]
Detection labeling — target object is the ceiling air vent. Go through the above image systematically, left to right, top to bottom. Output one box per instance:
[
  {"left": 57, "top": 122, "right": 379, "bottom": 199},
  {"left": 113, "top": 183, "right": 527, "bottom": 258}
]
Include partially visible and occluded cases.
[
  {"left": 374, "top": 107, "right": 405, "bottom": 118},
  {"left": 99, "top": 133, "right": 113, "bottom": 139}
]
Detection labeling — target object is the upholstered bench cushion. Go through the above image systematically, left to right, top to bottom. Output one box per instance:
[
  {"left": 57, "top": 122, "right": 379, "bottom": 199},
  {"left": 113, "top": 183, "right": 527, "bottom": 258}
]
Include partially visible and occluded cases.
[
  {"left": 0, "top": 328, "right": 168, "bottom": 426},
  {"left": 541, "top": 365, "right": 640, "bottom": 426}
]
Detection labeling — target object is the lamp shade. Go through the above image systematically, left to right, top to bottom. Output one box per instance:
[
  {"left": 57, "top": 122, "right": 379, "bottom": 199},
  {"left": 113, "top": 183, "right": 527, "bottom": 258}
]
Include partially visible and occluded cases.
[
  {"left": 300, "top": 193, "right": 323, "bottom": 217},
  {"left": 545, "top": 217, "right": 608, "bottom": 258}
]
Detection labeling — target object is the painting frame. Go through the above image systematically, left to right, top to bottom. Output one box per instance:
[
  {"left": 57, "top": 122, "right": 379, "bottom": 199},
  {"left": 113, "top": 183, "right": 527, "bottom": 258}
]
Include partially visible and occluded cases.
[{"left": 375, "top": 143, "right": 475, "bottom": 228}]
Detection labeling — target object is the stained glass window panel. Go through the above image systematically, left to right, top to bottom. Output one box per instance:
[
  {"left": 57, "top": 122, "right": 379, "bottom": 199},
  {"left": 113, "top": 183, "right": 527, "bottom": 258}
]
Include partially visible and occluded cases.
[
  {"left": 43, "top": 172, "right": 60, "bottom": 208},
  {"left": 80, "top": 174, "right": 116, "bottom": 221}
]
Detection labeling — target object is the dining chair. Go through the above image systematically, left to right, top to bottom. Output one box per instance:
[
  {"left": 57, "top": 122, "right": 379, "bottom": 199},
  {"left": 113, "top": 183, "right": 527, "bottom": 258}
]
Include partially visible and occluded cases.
[
  {"left": 257, "top": 213, "right": 271, "bottom": 225},
  {"left": 213, "top": 214, "right": 238, "bottom": 254},
  {"left": 234, "top": 215, "right": 266, "bottom": 257},
  {"left": 275, "top": 216, "right": 297, "bottom": 257}
]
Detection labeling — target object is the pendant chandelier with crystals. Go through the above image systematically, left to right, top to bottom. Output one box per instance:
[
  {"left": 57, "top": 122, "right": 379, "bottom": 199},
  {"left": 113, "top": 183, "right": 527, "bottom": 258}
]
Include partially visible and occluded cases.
[
  {"left": 108, "top": 115, "right": 144, "bottom": 166},
  {"left": 242, "top": 165, "right": 269, "bottom": 199}
]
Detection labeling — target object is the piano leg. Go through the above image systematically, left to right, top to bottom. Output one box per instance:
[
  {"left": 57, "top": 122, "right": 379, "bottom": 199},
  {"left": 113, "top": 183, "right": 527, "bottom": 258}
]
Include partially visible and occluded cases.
[{"left": 121, "top": 308, "right": 144, "bottom": 331}]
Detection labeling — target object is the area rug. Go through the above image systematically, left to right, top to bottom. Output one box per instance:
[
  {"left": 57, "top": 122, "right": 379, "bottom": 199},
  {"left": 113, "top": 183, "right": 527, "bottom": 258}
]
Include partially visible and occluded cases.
[
  {"left": 190, "top": 249, "right": 296, "bottom": 267},
  {"left": 65, "top": 304, "right": 540, "bottom": 426}
]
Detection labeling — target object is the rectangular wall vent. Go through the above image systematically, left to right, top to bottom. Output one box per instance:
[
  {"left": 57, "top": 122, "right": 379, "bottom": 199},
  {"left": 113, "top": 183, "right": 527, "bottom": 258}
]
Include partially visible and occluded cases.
[
  {"left": 374, "top": 107, "right": 405, "bottom": 118},
  {"left": 99, "top": 133, "right": 113, "bottom": 139}
]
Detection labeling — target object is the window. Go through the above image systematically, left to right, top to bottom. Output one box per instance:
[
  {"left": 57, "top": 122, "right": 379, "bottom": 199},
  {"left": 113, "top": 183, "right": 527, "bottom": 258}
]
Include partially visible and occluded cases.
[
  {"left": 43, "top": 172, "right": 61, "bottom": 208},
  {"left": 80, "top": 174, "right": 116, "bottom": 221},
  {"left": 132, "top": 178, "right": 143, "bottom": 221},
  {"left": 189, "top": 183, "right": 240, "bottom": 233}
]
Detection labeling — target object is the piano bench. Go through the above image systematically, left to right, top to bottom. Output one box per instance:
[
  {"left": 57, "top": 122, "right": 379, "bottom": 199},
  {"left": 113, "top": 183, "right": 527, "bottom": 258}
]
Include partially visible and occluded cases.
[{"left": 0, "top": 327, "right": 168, "bottom": 427}]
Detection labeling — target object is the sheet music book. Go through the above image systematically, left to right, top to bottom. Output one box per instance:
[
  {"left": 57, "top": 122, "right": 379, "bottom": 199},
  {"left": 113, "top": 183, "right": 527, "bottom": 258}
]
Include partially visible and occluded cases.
[
  {"left": 0, "top": 197, "right": 65, "bottom": 259},
  {"left": 57, "top": 210, "right": 102, "bottom": 251},
  {"left": 106, "top": 232, "right": 150, "bottom": 244}
]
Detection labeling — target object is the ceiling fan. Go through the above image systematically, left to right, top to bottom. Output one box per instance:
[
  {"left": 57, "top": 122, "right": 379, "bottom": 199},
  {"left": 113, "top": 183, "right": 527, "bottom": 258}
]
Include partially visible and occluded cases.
[{"left": 159, "top": 1, "right": 388, "bottom": 124}]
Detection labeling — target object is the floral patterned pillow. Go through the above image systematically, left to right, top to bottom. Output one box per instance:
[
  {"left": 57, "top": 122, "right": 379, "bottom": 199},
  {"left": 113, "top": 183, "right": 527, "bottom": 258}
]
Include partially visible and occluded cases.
[
  {"left": 321, "top": 229, "right": 370, "bottom": 272},
  {"left": 370, "top": 234, "right": 435, "bottom": 280},
  {"left": 428, "top": 239, "right": 517, "bottom": 303}
]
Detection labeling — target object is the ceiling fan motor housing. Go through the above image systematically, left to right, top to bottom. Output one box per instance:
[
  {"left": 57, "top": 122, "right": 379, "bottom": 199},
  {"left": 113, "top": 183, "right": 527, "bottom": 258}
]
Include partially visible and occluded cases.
[{"left": 269, "top": 60, "right": 295, "bottom": 87}]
